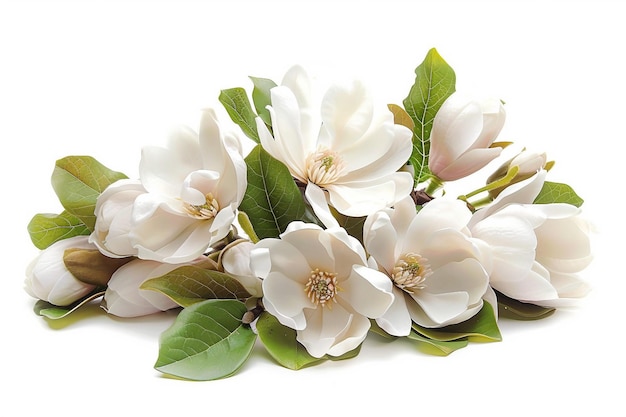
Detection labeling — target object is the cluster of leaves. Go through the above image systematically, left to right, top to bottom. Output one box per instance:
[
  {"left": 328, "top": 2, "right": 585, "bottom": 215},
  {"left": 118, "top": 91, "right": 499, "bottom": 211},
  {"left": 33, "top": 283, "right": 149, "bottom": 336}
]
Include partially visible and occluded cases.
[{"left": 27, "top": 48, "right": 585, "bottom": 382}]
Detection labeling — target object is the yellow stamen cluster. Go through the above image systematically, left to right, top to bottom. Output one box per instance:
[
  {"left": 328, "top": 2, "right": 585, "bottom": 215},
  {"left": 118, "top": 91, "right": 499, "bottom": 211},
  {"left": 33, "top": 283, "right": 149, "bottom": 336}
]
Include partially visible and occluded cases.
[
  {"left": 305, "top": 148, "right": 345, "bottom": 187},
  {"left": 184, "top": 193, "right": 220, "bottom": 219},
  {"left": 392, "top": 253, "right": 431, "bottom": 293},
  {"left": 305, "top": 268, "right": 339, "bottom": 307}
]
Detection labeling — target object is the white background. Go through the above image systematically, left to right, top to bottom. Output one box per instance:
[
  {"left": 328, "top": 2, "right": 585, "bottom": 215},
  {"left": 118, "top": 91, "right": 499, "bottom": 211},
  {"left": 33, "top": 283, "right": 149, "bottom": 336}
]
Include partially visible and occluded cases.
[{"left": 1, "top": 0, "right": 623, "bottom": 416}]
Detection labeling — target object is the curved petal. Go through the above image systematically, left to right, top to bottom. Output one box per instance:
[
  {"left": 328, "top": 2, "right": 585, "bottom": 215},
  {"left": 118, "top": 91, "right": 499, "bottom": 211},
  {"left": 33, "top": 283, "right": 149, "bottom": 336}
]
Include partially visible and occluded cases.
[
  {"left": 320, "top": 80, "right": 373, "bottom": 147},
  {"left": 474, "top": 98, "right": 506, "bottom": 148},
  {"left": 435, "top": 147, "right": 502, "bottom": 181},
  {"left": 305, "top": 183, "right": 340, "bottom": 229},
  {"left": 404, "top": 198, "right": 472, "bottom": 247},
  {"left": 363, "top": 211, "right": 399, "bottom": 274},
  {"left": 339, "top": 265, "right": 393, "bottom": 318},
  {"left": 263, "top": 271, "right": 313, "bottom": 330},
  {"left": 375, "top": 287, "right": 412, "bottom": 336},
  {"left": 409, "top": 291, "right": 469, "bottom": 327},
  {"left": 297, "top": 304, "right": 354, "bottom": 358}
]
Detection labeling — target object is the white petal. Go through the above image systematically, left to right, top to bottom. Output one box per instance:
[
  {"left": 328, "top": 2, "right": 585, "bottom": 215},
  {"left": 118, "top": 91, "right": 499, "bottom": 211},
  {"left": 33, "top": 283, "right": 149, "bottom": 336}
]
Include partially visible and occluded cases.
[
  {"left": 320, "top": 80, "right": 373, "bottom": 146},
  {"left": 436, "top": 147, "right": 502, "bottom": 181},
  {"left": 304, "top": 183, "right": 340, "bottom": 229},
  {"left": 363, "top": 211, "right": 399, "bottom": 274},
  {"left": 339, "top": 265, "right": 393, "bottom": 318},
  {"left": 262, "top": 271, "right": 312, "bottom": 330},
  {"left": 375, "top": 287, "right": 412, "bottom": 336},
  {"left": 409, "top": 291, "right": 469, "bottom": 327},
  {"left": 297, "top": 305, "right": 354, "bottom": 358}
]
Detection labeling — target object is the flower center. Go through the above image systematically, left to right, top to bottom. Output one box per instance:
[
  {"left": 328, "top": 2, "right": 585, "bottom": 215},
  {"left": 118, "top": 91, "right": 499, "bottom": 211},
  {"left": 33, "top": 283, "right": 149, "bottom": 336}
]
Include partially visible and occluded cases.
[
  {"left": 305, "top": 148, "right": 345, "bottom": 187},
  {"left": 184, "top": 192, "right": 220, "bottom": 219},
  {"left": 392, "top": 253, "right": 432, "bottom": 293},
  {"left": 305, "top": 268, "right": 339, "bottom": 307}
]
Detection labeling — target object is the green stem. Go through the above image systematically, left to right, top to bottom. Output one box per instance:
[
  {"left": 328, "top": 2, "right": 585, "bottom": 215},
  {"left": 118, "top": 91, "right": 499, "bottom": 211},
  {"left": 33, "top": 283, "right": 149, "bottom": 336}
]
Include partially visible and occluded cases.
[
  {"left": 459, "top": 165, "right": 520, "bottom": 200},
  {"left": 424, "top": 176, "right": 444, "bottom": 195}
]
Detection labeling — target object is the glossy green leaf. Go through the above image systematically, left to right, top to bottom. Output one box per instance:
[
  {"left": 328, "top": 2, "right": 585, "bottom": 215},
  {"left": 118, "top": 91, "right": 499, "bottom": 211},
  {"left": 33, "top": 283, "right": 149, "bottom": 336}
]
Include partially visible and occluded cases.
[
  {"left": 402, "top": 48, "right": 456, "bottom": 184},
  {"left": 250, "top": 76, "right": 277, "bottom": 127},
  {"left": 219, "top": 87, "right": 259, "bottom": 142},
  {"left": 239, "top": 145, "right": 306, "bottom": 239},
  {"left": 51, "top": 156, "right": 127, "bottom": 231},
  {"left": 533, "top": 181, "right": 584, "bottom": 207},
  {"left": 27, "top": 211, "right": 90, "bottom": 249},
  {"left": 140, "top": 265, "right": 252, "bottom": 308},
  {"left": 34, "top": 290, "right": 105, "bottom": 319},
  {"left": 496, "top": 291, "right": 556, "bottom": 320},
  {"left": 155, "top": 299, "right": 256, "bottom": 381},
  {"left": 412, "top": 302, "right": 502, "bottom": 343},
  {"left": 256, "top": 312, "right": 323, "bottom": 370},
  {"left": 406, "top": 331, "right": 468, "bottom": 356}
]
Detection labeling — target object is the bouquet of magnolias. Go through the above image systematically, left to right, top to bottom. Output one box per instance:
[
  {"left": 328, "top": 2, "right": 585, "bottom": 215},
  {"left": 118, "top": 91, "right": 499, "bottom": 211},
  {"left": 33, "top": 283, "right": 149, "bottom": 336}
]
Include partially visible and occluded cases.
[{"left": 25, "top": 48, "right": 592, "bottom": 380}]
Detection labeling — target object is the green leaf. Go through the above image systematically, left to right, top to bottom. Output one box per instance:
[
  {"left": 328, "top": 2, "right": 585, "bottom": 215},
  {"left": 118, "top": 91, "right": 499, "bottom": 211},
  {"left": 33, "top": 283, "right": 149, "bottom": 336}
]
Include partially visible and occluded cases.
[
  {"left": 402, "top": 48, "right": 456, "bottom": 184},
  {"left": 250, "top": 76, "right": 277, "bottom": 127},
  {"left": 219, "top": 87, "right": 259, "bottom": 142},
  {"left": 239, "top": 145, "right": 307, "bottom": 239},
  {"left": 51, "top": 156, "right": 127, "bottom": 231},
  {"left": 533, "top": 181, "right": 584, "bottom": 207},
  {"left": 27, "top": 211, "right": 90, "bottom": 249},
  {"left": 140, "top": 265, "right": 252, "bottom": 308},
  {"left": 34, "top": 290, "right": 105, "bottom": 319},
  {"left": 496, "top": 291, "right": 556, "bottom": 320},
  {"left": 155, "top": 299, "right": 256, "bottom": 381},
  {"left": 412, "top": 302, "right": 502, "bottom": 343},
  {"left": 256, "top": 312, "right": 324, "bottom": 370},
  {"left": 406, "top": 331, "right": 469, "bottom": 356}
]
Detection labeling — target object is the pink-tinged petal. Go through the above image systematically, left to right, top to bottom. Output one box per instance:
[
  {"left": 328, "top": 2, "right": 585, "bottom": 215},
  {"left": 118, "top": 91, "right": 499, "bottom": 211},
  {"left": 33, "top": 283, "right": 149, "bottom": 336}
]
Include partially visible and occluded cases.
[
  {"left": 320, "top": 80, "right": 373, "bottom": 146},
  {"left": 429, "top": 96, "right": 484, "bottom": 165},
  {"left": 473, "top": 98, "right": 506, "bottom": 148},
  {"left": 139, "top": 126, "right": 202, "bottom": 196},
  {"left": 436, "top": 147, "right": 503, "bottom": 181},
  {"left": 305, "top": 183, "right": 340, "bottom": 229},
  {"left": 363, "top": 211, "right": 399, "bottom": 274},
  {"left": 339, "top": 265, "right": 393, "bottom": 318},
  {"left": 263, "top": 271, "right": 313, "bottom": 330},
  {"left": 375, "top": 287, "right": 412, "bottom": 336}
]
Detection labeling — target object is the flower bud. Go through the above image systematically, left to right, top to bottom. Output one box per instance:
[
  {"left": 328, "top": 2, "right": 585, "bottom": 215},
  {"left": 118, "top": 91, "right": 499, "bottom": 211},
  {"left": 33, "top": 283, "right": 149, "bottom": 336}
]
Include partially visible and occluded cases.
[
  {"left": 428, "top": 93, "right": 506, "bottom": 181},
  {"left": 487, "top": 150, "right": 551, "bottom": 198},
  {"left": 25, "top": 236, "right": 98, "bottom": 306},
  {"left": 221, "top": 240, "right": 263, "bottom": 297}
]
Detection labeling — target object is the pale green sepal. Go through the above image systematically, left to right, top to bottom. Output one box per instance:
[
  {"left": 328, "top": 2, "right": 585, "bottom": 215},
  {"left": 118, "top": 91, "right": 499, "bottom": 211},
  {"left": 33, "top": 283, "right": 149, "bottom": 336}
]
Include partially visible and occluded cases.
[
  {"left": 402, "top": 48, "right": 456, "bottom": 184},
  {"left": 249, "top": 76, "right": 277, "bottom": 127},
  {"left": 219, "top": 87, "right": 259, "bottom": 142},
  {"left": 239, "top": 145, "right": 307, "bottom": 239},
  {"left": 51, "top": 156, "right": 127, "bottom": 231},
  {"left": 533, "top": 181, "right": 584, "bottom": 207},
  {"left": 27, "top": 210, "right": 90, "bottom": 249},
  {"left": 237, "top": 211, "right": 260, "bottom": 243},
  {"left": 140, "top": 265, "right": 252, "bottom": 308},
  {"left": 34, "top": 290, "right": 105, "bottom": 319},
  {"left": 496, "top": 291, "right": 556, "bottom": 320},
  {"left": 155, "top": 299, "right": 256, "bottom": 381},
  {"left": 412, "top": 302, "right": 502, "bottom": 343},
  {"left": 256, "top": 312, "right": 324, "bottom": 370},
  {"left": 406, "top": 331, "right": 468, "bottom": 356}
]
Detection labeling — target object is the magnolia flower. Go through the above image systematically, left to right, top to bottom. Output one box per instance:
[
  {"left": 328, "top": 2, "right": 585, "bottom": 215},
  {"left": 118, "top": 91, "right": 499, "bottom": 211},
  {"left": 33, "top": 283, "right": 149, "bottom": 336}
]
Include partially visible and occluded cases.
[
  {"left": 257, "top": 66, "right": 413, "bottom": 227},
  {"left": 428, "top": 93, "right": 506, "bottom": 181},
  {"left": 122, "top": 108, "right": 246, "bottom": 264},
  {"left": 487, "top": 149, "right": 550, "bottom": 199},
  {"left": 470, "top": 174, "right": 592, "bottom": 307},
  {"left": 90, "top": 179, "right": 146, "bottom": 258},
  {"left": 363, "top": 196, "right": 490, "bottom": 334},
  {"left": 250, "top": 222, "right": 394, "bottom": 358},
  {"left": 25, "top": 236, "right": 97, "bottom": 306},
  {"left": 221, "top": 240, "right": 263, "bottom": 298},
  {"left": 103, "top": 258, "right": 186, "bottom": 317}
]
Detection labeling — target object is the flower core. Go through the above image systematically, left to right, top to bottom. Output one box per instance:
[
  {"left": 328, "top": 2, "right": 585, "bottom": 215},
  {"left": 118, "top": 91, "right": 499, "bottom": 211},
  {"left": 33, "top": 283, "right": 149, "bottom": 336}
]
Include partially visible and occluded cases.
[
  {"left": 305, "top": 148, "right": 345, "bottom": 187},
  {"left": 184, "top": 193, "right": 220, "bottom": 219},
  {"left": 392, "top": 253, "right": 431, "bottom": 293},
  {"left": 305, "top": 267, "right": 339, "bottom": 307}
]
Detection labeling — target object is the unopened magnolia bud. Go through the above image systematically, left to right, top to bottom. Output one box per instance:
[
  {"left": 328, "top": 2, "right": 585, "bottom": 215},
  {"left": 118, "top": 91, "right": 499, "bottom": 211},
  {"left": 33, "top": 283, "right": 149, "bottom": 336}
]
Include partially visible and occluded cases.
[
  {"left": 488, "top": 150, "right": 552, "bottom": 198},
  {"left": 63, "top": 248, "right": 133, "bottom": 286}
]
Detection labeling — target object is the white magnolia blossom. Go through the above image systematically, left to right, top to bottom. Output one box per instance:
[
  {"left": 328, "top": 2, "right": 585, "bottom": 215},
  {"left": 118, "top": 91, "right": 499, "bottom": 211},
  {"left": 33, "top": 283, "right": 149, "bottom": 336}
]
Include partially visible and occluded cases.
[
  {"left": 257, "top": 66, "right": 413, "bottom": 227},
  {"left": 428, "top": 92, "right": 506, "bottom": 181},
  {"left": 92, "top": 109, "right": 247, "bottom": 264},
  {"left": 470, "top": 172, "right": 592, "bottom": 307},
  {"left": 90, "top": 179, "right": 146, "bottom": 258},
  {"left": 363, "top": 196, "right": 490, "bottom": 334},
  {"left": 250, "top": 222, "right": 394, "bottom": 358},
  {"left": 25, "top": 236, "right": 97, "bottom": 306},
  {"left": 221, "top": 240, "right": 263, "bottom": 298},
  {"left": 103, "top": 258, "right": 188, "bottom": 317}
]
